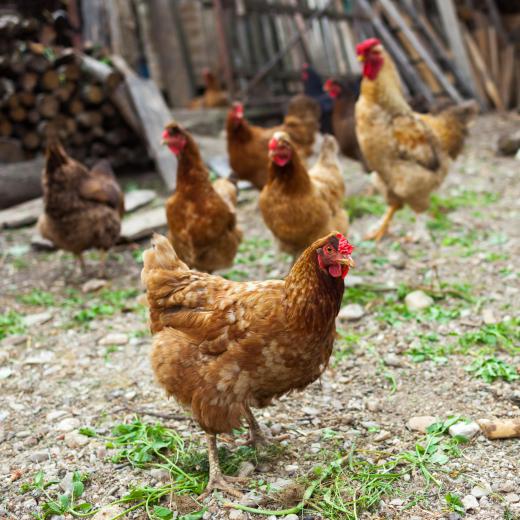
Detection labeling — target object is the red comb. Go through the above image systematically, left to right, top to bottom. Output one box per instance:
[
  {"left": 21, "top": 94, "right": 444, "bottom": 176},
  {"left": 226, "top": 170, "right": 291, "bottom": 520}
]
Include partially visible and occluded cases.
[
  {"left": 356, "top": 38, "right": 381, "bottom": 55},
  {"left": 268, "top": 137, "right": 278, "bottom": 151},
  {"left": 337, "top": 233, "right": 354, "bottom": 255}
]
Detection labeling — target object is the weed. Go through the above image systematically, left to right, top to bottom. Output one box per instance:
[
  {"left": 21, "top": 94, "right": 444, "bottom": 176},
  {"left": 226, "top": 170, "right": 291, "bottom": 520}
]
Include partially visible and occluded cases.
[
  {"left": 344, "top": 195, "right": 386, "bottom": 220},
  {"left": 342, "top": 285, "right": 378, "bottom": 306},
  {"left": 72, "top": 288, "right": 140, "bottom": 324},
  {"left": 18, "top": 289, "right": 55, "bottom": 307},
  {"left": 0, "top": 310, "right": 25, "bottom": 339},
  {"left": 458, "top": 319, "right": 519, "bottom": 355},
  {"left": 333, "top": 330, "right": 361, "bottom": 366},
  {"left": 406, "top": 335, "right": 451, "bottom": 364},
  {"left": 466, "top": 356, "right": 519, "bottom": 383},
  {"left": 445, "top": 492, "right": 465, "bottom": 515}
]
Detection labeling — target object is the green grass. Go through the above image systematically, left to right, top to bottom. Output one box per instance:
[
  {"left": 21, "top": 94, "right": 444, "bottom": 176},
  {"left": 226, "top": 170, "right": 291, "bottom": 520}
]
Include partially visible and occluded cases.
[
  {"left": 344, "top": 195, "right": 386, "bottom": 220},
  {"left": 72, "top": 288, "right": 140, "bottom": 324},
  {"left": 18, "top": 289, "right": 56, "bottom": 307},
  {"left": 0, "top": 310, "right": 26, "bottom": 339},
  {"left": 458, "top": 319, "right": 519, "bottom": 355},
  {"left": 333, "top": 330, "right": 361, "bottom": 366},
  {"left": 406, "top": 334, "right": 451, "bottom": 364},
  {"left": 466, "top": 356, "right": 519, "bottom": 383}
]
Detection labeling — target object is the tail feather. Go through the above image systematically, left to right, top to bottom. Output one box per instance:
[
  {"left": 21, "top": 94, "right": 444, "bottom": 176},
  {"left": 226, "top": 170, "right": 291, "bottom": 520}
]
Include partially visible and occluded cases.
[
  {"left": 45, "top": 140, "right": 68, "bottom": 173},
  {"left": 141, "top": 234, "right": 187, "bottom": 285}
]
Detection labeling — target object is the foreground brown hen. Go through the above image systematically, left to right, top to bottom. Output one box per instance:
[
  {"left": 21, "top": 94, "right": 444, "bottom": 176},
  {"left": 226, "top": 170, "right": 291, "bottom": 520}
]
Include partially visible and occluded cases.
[
  {"left": 37, "top": 142, "right": 124, "bottom": 276},
  {"left": 142, "top": 232, "right": 354, "bottom": 497}
]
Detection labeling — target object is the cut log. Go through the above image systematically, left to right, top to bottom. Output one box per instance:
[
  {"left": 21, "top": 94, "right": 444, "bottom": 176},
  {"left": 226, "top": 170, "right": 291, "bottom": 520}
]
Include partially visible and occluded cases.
[
  {"left": 79, "top": 54, "right": 123, "bottom": 91},
  {"left": 112, "top": 55, "right": 177, "bottom": 190},
  {"left": 58, "top": 62, "right": 81, "bottom": 82},
  {"left": 40, "top": 69, "right": 60, "bottom": 91},
  {"left": 20, "top": 71, "right": 38, "bottom": 92},
  {"left": 55, "top": 82, "right": 76, "bottom": 103},
  {"left": 81, "top": 84, "right": 105, "bottom": 105},
  {"left": 18, "top": 91, "right": 36, "bottom": 107},
  {"left": 36, "top": 94, "right": 60, "bottom": 118},
  {"left": 67, "top": 97, "right": 84, "bottom": 115},
  {"left": 9, "top": 106, "right": 27, "bottom": 123},
  {"left": 26, "top": 110, "right": 40, "bottom": 125},
  {"left": 76, "top": 111, "right": 103, "bottom": 128},
  {"left": 0, "top": 118, "right": 13, "bottom": 137},
  {"left": 22, "top": 131, "right": 41, "bottom": 150},
  {"left": 0, "top": 138, "right": 25, "bottom": 163},
  {"left": 0, "top": 156, "right": 45, "bottom": 209},
  {"left": 0, "top": 197, "right": 43, "bottom": 229},
  {"left": 478, "top": 418, "right": 520, "bottom": 440}
]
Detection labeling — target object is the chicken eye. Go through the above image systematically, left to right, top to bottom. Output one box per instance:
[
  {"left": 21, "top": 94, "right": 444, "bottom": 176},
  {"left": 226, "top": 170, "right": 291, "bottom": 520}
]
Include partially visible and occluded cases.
[{"left": 325, "top": 246, "right": 333, "bottom": 254}]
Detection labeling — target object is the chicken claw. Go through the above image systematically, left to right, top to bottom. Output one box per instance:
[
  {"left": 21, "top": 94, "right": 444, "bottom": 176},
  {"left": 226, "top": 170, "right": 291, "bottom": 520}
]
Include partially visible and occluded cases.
[
  {"left": 365, "top": 204, "right": 400, "bottom": 241},
  {"left": 245, "top": 407, "right": 267, "bottom": 448}
]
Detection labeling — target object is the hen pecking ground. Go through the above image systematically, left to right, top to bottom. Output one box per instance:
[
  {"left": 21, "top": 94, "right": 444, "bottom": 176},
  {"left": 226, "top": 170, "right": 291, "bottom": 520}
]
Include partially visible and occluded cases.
[{"left": 0, "top": 113, "right": 519, "bottom": 520}]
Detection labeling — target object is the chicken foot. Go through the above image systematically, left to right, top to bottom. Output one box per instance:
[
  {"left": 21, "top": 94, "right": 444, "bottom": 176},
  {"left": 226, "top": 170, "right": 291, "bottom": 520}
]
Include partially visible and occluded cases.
[
  {"left": 365, "top": 204, "right": 400, "bottom": 241},
  {"left": 98, "top": 250, "right": 108, "bottom": 278},
  {"left": 245, "top": 407, "right": 267, "bottom": 447},
  {"left": 198, "top": 434, "right": 246, "bottom": 499}
]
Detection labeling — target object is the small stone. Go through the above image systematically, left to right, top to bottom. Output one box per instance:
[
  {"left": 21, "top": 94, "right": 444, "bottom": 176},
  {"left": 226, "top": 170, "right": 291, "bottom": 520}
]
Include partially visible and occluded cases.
[
  {"left": 497, "top": 130, "right": 520, "bottom": 156},
  {"left": 124, "top": 189, "right": 156, "bottom": 213},
  {"left": 388, "top": 251, "right": 407, "bottom": 269},
  {"left": 345, "top": 274, "right": 364, "bottom": 287},
  {"left": 81, "top": 279, "right": 108, "bottom": 293},
  {"left": 405, "top": 290, "right": 433, "bottom": 311},
  {"left": 338, "top": 303, "right": 365, "bottom": 321},
  {"left": 482, "top": 308, "right": 496, "bottom": 325},
  {"left": 22, "top": 312, "right": 52, "bottom": 327},
  {"left": 98, "top": 333, "right": 128, "bottom": 346},
  {"left": 24, "top": 350, "right": 54, "bottom": 364},
  {"left": 383, "top": 354, "right": 403, "bottom": 368},
  {"left": 0, "top": 367, "right": 13, "bottom": 380},
  {"left": 366, "top": 399, "right": 382, "bottom": 412},
  {"left": 302, "top": 406, "right": 319, "bottom": 416},
  {"left": 46, "top": 410, "right": 68, "bottom": 421},
  {"left": 407, "top": 416, "right": 438, "bottom": 433},
  {"left": 55, "top": 417, "right": 80, "bottom": 432},
  {"left": 361, "top": 421, "right": 379, "bottom": 429},
  {"left": 448, "top": 421, "right": 480, "bottom": 439},
  {"left": 270, "top": 423, "right": 282, "bottom": 435},
  {"left": 374, "top": 430, "right": 391, "bottom": 442},
  {"left": 64, "top": 432, "right": 90, "bottom": 449},
  {"left": 310, "top": 442, "right": 321, "bottom": 453},
  {"left": 29, "top": 450, "right": 48, "bottom": 463},
  {"left": 237, "top": 461, "right": 255, "bottom": 477},
  {"left": 285, "top": 464, "right": 298, "bottom": 475},
  {"left": 150, "top": 468, "right": 170, "bottom": 482},
  {"left": 60, "top": 472, "right": 74, "bottom": 494},
  {"left": 269, "top": 478, "right": 292, "bottom": 491},
  {"left": 496, "top": 480, "right": 516, "bottom": 493},
  {"left": 471, "top": 484, "right": 491, "bottom": 498},
  {"left": 239, "top": 491, "right": 262, "bottom": 507},
  {"left": 505, "top": 493, "right": 520, "bottom": 504},
  {"left": 462, "top": 494, "right": 479, "bottom": 511},
  {"left": 389, "top": 498, "right": 404, "bottom": 506},
  {"left": 92, "top": 507, "right": 124, "bottom": 520},
  {"left": 228, "top": 510, "right": 246, "bottom": 520},
  {"left": 447, "top": 513, "right": 462, "bottom": 520},
  {"left": 283, "top": 515, "right": 299, "bottom": 520}
]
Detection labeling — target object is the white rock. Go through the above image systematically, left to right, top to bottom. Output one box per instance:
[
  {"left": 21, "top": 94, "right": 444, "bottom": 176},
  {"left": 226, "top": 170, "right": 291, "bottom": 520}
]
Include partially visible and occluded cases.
[
  {"left": 124, "top": 189, "right": 156, "bottom": 213},
  {"left": 0, "top": 197, "right": 43, "bottom": 229},
  {"left": 119, "top": 207, "right": 167, "bottom": 242},
  {"left": 388, "top": 251, "right": 407, "bottom": 269},
  {"left": 345, "top": 274, "right": 364, "bottom": 287},
  {"left": 81, "top": 279, "right": 108, "bottom": 293},
  {"left": 405, "top": 290, "right": 433, "bottom": 311},
  {"left": 338, "top": 303, "right": 365, "bottom": 321},
  {"left": 481, "top": 308, "right": 496, "bottom": 325},
  {"left": 22, "top": 312, "right": 52, "bottom": 327},
  {"left": 98, "top": 333, "right": 128, "bottom": 346},
  {"left": 24, "top": 350, "right": 54, "bottom": 364},
  {"left": 383, "top": 353, "right": 403, "bottom": 367},
  {"left": 0, "top": 367, "right": 13, "bottom": 380},
  {"left": 366, "top": 399, "right": 382, "bottom": 412},
  {"left": 302, "top": 406, "right": 319, "bottom": 416},
  {"left": 46, "top": 410, "right": 68, "bottom": 421},
  {"left": 407, "top": 416, "right": 438, "bottom": 433},
  {"left": 55, "top": 417, "right": 80, "bottom": 432},
  {"left": 448, "top": 421, "right": 480, "bottom": 438},
  {"left": 270, "top": 423, "right": 282, "bottom": 435},
  {"left": 374, "top": 430, "right": 391, "bottom": 442},
  {"left": 64, "top": 432, "right": 90, "bottom": 449},
  {"left": 29, "top": 450, "right": 48, "bottom": 463},
  {"left": 237, "top": 461, "right": 255, "bottom": 477},
  {"left": 285, "top": 464, "right": 298, "bottom": 475},
  {"left": 150, "top": 468, "right": 170, "bottom": 482},
  {"left": 60, "top": 472, "right": 74, "bottom": 493},
  {"left": 471, "top": 484, "right": 491, "bottom": 498},
  {"left": 462, "top": 494, "right": 479, "bottom": 511},
  {"left": 505, "top": 494, "right": 520, "bottom": 504},
  {"left": 389, "top": 498, "right": 404, "bottom": 506},
  {"left": 92, "top": 506, "right": 124, "bottom": 520},
  {"left": 228, "top": 510, "right": 246, "bottom": 520},
  {"left": 283, "top": 515, "right": 299, "bottom": 520}
]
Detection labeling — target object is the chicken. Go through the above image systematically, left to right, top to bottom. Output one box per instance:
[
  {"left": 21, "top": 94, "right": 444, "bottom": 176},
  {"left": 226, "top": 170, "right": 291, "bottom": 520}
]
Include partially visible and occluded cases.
[
  {"left": 354, "top": 38, "right": 450, "bottom": 241},
  {"left": 301, "top": 63, "right": 333, "bottom": 133},
  {"left": 189, "top": 69, "right": 228, "bottom": 109},
  {"left": 323, "top": 76, "right": 367, "bottom": 168},
  {"left": 284, "top": 94, "right": 321, "bottom": 158},
  {"left": 419, "top": 100, "right": 478, "bottom": 159},
  {"left": 226, "top": 101, "right": 318, "bottom": 189},
  {"left": 162, "top": 120, "right": 242, "bottom": 272},
  {"left": 259, "top": 132, "right": 348, "bottom": 257},
  {"left": 37, "top": 141, "right": 124, "bottom": 276},
  {"left": 142, "top": 231, "right": 355, "bottom": 497}
]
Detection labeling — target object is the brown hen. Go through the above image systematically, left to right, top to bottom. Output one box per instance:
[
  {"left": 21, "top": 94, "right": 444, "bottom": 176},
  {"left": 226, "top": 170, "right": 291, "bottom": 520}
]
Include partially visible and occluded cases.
[
  {"left": 37, "top": 142, "right": 124, "bottom": 276},
  {"left": 142, "top": 231, "right": 354, "bottom": 497}
]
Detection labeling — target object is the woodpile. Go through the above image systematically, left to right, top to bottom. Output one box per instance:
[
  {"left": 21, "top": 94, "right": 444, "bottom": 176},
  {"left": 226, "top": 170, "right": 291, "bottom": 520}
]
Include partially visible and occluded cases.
[{"left": 0, "top": 12, "right": 151, "bottom": 168}]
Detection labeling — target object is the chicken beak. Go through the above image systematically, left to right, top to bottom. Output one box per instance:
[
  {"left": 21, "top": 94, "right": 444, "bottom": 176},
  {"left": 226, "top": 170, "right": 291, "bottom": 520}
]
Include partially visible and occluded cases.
[
  {"left": 357, "top": 55, "right": 365, "bottom": 62},
  {"left": 339, "top": 256, "right": 355, "bottom": 268}
]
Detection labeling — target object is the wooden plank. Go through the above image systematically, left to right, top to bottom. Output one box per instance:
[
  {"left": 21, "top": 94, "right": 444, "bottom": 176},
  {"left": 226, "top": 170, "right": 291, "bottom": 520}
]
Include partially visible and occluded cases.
[
  {"left": 213, "top": 0, "right": 235, "bottom": 98},
  {"left": 334, "top": 0, "right": 360, "bottom": 73},
  {"left": 379, "top": 0, "right": 463, "bottom": 102},
  {"left": 434, "top": 0, "right": 482, "bottom": 104},
  {"left": 487, "top": 27, "right": 499, "bottom": 85},
  {"left": 463, "top": 28, "right": 504, "bottom": 110},
  {"left": 499, "top": 44, "right": 515, "bottom": 108},
  {"left": 112, "top": 56, "right": 177, "bottom": 191},
  {"left": 0, "top": 157, "right": 45, "bottom": 210}
]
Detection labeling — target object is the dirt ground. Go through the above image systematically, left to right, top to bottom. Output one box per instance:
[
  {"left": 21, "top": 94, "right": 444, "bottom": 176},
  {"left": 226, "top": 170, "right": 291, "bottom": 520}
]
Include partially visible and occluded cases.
[{"left": 1, "top": 113, "right": 519, "bottom": 520}]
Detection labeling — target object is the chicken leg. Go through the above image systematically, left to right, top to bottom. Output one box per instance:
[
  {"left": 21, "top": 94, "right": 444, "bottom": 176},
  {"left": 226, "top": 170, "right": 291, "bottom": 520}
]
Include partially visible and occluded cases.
[
  {"left": 365, "top": 204, "right": 400, "bottom": 241},
  {"left": 98, "top": 250, "right": 108, "bottom": 278},
  {"left": 75, "top": 253, "right": 87, "bottom": 275},
  {"left": 245, "top": 407, "right": 267, "bottom": 447},
  {"left": 198, "top": 434, "right": 245, "bottom": 499}
]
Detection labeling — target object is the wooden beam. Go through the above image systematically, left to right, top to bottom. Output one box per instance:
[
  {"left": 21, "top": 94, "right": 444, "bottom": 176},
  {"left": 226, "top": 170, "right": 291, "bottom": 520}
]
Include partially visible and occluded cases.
[
  {"left": 213, "top": 0, "right": 235, "bottom": 98},
  {"left": 334, "top": 0, "right": 360, "bottom": 73},
  {"left": 435, "top": 0, "right": 482, "bottom": 104},
  {"left": 499, "top": 44, "right": 515, "bottom": 108},
  {"left": 112, "top": 56, "right": 177, "bottom": 190}
]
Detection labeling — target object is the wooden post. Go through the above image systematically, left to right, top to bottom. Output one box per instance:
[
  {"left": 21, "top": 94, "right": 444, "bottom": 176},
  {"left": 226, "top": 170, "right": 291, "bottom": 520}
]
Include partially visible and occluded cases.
[
  {"left": 213, "top": 0, "right": 235, "bottom": 98},
  {"left": 112, "top": 56, "right": 177, "bottom": 191}
]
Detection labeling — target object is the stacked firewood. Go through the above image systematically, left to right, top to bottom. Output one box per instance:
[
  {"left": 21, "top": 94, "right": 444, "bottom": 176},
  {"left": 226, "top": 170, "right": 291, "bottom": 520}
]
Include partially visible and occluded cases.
[{"left": 0, "top": 13, "right": 150, "bottom": 168}]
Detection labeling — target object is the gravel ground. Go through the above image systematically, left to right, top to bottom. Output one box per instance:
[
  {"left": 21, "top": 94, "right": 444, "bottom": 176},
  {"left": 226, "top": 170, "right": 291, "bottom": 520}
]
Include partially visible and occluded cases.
[{"left": 0, "top": 113, "right": 519, "bottom": 520}]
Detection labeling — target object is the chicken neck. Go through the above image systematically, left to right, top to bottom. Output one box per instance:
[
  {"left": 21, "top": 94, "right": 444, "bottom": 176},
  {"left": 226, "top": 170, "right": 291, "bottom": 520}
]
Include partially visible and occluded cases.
[
  {"left": 360, "top": 51, "right": 411, "bottom": 116},
  {"left": 175, "top": 137, "right": 211, "bottom": 189},
  {"left": 268, "top": 153, "right": 312, "bottom": 194}
]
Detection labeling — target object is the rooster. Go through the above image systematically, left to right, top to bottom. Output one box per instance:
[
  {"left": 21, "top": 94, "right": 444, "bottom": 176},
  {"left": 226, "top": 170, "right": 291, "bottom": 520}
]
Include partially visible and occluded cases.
[
  {"left": 354, "top": 38, "right": 451, "bottom": 241},
  {"left": 226, "top": 101, "right": 319, "bottom": 189},
  {"left": 162, "top": 121, "right": 242, "bottom": 272},
  {"left": 259, "top": 132, "right": 348, "bottom": 257},
  {"left": 37, "top": 142, "right": 124, "bottom": 276},
  {"left": 142, "top": 231, "right": 355, "bottom": 497}
]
